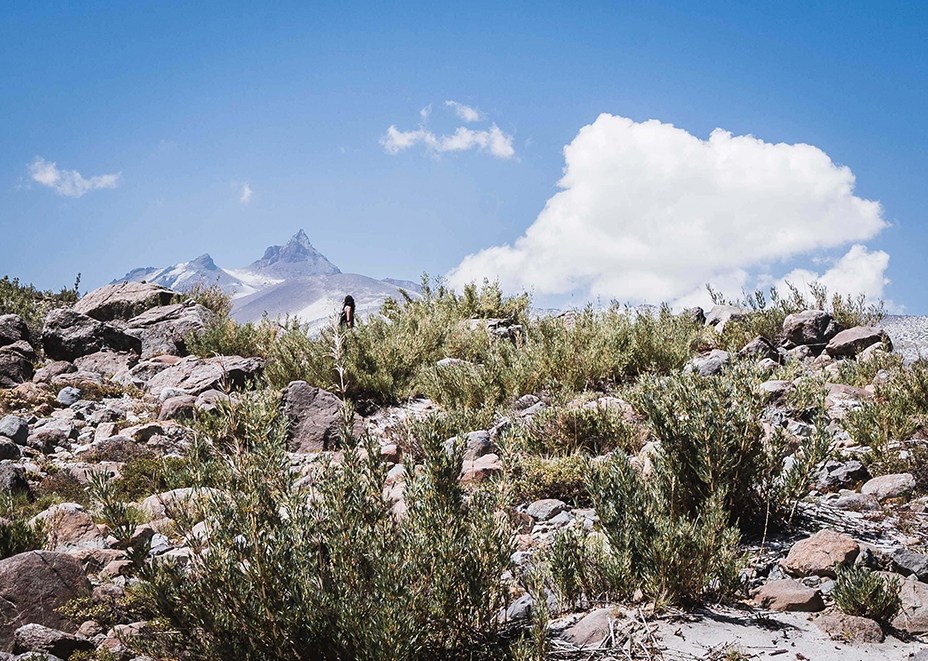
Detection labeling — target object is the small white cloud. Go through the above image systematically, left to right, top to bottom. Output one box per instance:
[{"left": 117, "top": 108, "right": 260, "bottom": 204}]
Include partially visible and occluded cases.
[
  {"left": 445, "top": 100, "right": 481, "bottom": 122},
  {"left": 420, "top": 104, "right": 432, "bottom": 121},
  {"left": 447, "top": 114, "right": 889, "bottom": 305},
  {"left": 380, "top": 123, "right": 515, "bottom": 160},
  {"left": 28, "top": 157, "right": 121, "bottom": 198},
  {"left": 240, "top": 183, "right": 253, "bottom": 204}
]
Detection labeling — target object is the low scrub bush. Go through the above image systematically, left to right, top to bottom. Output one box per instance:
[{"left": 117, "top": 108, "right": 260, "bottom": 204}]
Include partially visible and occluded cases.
[
  {"left": 177, "top": 281, "right": 233, "bottom": 316},
  {"left": 131, "top": 389, "right": 514, "bottom": 660},
  {"left": 507, "top": 400, "right": 641, "bottom": 456},
  {"left": 507, "top": 454, "right": 589, "bottom": 506},
  {"left": 0, "top": 516, "right": 45, "bottom": 560},
  {"left": 832, "top": 565, "right": 901, "bottom": 622}
]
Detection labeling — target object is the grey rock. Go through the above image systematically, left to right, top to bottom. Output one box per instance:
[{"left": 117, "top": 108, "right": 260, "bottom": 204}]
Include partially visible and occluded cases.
[
  {"left": 73, "top": 281, "right": 176, "bottom": 322},
  {"left": 125, "top": 302, "right": 216, "bottom": 359},
  {"left": 682, "top": 307, "right": 705, "bottom": 325},
  {"left": 41, "top": 308, "right": 141, "bottom": 362},
  {"left": 782, "top": 310, "right": 840, "bottom": 348},
  {"left": 0, "top": 315, "right": 29, "bottom": 348},
  {"left": 826, "top": 326, "right": 891, "bottom": 358},
  {"left": 739, "top": 335, "right": 779, "bottom": 362},
  {"left": 0, "top": 342, "right": 35, "bottom": 387},
  {"left": 684, "top": 349, "right": 730, "bottom": 377},
  {"left": 73, "top": 351, "right": 137, "bottom": 377},
  {"left": 145, "top": 355, "right": 263, "bottom": 396},
  {"left": 32, "top": 361, "right": 75, "bottom": 384},
  {"left": 757, "top": 380, "right": 791, "bottom": 399},
  {"left": 281, "top": 381, "right": 360, "bottom": 452},
  {"left": 56, "top": 387, "right": 81, "bottom": 406},
  {"left": 195, "top": 389, "right": 229, "bottom": 412},
  {"left": 159, "top": 395, "right": 197, "bottom": 421},
  {"left": 0, "top": 416, "right": 28, "bottom": 445},
  {"left": 26, "top": 428, "right": 69, "bottom": 453},
  {"left": 445, "top": 430, "right": 494, "bottom": 461},
  {"left": 0, "top": 438, "right": 21, "bottom": 461},
  {"left": 816, "top": 460, "right": 869, "bottom": 491},
  {"left": 0, "top": 466, "right": 30, "bottom": 497},
  {"left": 861, "top": 473, "right": 916, "bottom": 501},
  {"left": 832, "top": 493, "right": 881, "bottom": 511},
  {"left": 526, "top": 499, "right": 567, "bottom": 521},
  {"left": 891, "top": 548, "right": 928, "bottom": 582},
  {"left": 0, "top": 551, "right": 91, "bottom": 650}
]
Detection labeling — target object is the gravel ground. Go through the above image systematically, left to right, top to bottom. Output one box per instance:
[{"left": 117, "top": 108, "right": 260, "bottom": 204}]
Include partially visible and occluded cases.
[{"left": 878, "top": 315, "right": 928, "bottom": 363}]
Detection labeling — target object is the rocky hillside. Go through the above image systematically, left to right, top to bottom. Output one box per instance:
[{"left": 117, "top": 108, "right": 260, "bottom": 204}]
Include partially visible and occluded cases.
[
  {"left": 113, "top": 229, "right": 422, "bottom": 327},
  {"left": 0, "top": 279, "right": 927, "bottom": 660}
]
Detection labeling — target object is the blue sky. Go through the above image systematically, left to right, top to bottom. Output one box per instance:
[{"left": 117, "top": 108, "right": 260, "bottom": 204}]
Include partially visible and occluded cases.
[{"left": 2, "top": 1, "right": 926, "bottom": 310}]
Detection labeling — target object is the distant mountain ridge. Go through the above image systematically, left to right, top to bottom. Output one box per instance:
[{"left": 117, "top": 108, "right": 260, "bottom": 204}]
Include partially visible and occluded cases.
[{"left": 112, "top": 230, "right": 421, "bottom": 326}]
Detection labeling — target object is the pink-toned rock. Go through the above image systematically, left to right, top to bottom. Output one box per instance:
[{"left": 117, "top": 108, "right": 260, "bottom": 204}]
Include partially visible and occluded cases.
[
  {"left": 460, "top": 453, "right": 504, "bottom": 483},
  {"left": 861, "top": 473, "right": 916, "bottom": 501},
  {"left": 30, "top": 503, "right": 108, "bottom": 553},
  {"left": 782, "top": 529, "right": 859, "bottom": 578},
  {"left": 892, "top": 575, "right": 928, "bottom": 634},
  {"left": 752, "top": 579, "right": 824, "bottom": 612},
  {"left": 814, "top": 611, "right": 884, "bottom": 643}
]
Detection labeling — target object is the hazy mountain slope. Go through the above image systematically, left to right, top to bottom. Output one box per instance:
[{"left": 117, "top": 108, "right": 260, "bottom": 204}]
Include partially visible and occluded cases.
[
  {"left": 245, "top": 229, "right": 340, "bottom": 279},
  {"left": 114, "top": 254, "right": 249, "bottom": 294},
  {"left": 230, "top": 272, "right": 409, "bottom": 327}
]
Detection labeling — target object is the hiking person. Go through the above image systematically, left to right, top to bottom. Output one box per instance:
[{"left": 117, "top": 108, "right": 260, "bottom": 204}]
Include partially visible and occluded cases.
[{"left": 339, "top": 295, "right": 356, "bottom": 329}]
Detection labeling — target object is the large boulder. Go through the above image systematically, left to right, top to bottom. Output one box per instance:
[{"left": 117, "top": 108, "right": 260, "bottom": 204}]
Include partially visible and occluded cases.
[
  {"left": 73, "top": 281, "right": 176, "bottom": 322},
  {"left": 125, "top": 302, "right": 216, "bottom": 359},
  {"left": 41, "top": 309, "right": 141, "bottom": 362},
  {"left": 781, "top": 310, "right": 840, "bottom": 348},
  {"left": 0, "top": 315, "right": 29, "bottom": 347},
  {"left": 826, "top": 326, "right": 890, "bottom": 358},
  {"left": 738, "top": 336, "right": 779, "bottom": 362},
  {"left": 0, "top": 341, "right": 35, "bottom": 387},
  {"left": 73, "top": 351, "right": 137, "bottom": 377},
  {"left": 145, "top": 355, "right": 264, "bottom": 397},
  {"left": 32, "top": 361, "right": 75, "bottom": 384},
  {"left": 281, "top": 381, "right": 359, "bottom": 452},
  {"left": 0, "top": 416, "right": 28, "bottom": 445},
  {"left": 0, "top": 465, "right": 30, "bottom": 497},
  {"left": 861, "top": 473, "right": 916, "bottom": 501},
  {"left": 30, "top": 504, "right": 108, "bottom": 553},
  {"left": 781, "top": 529, "right": 859, "bottom": 578},
  {"left": 0, "top": 551, "right": 91, "bottom": 651},
  {"left": 893, "top": 575, "right": 928, "bottom": 634},
  {"left": 814, "top": 611, "right": 884, "bottom": 643},
  {"left": 12, "top": 624, "right": 94, "bottom": 658}
]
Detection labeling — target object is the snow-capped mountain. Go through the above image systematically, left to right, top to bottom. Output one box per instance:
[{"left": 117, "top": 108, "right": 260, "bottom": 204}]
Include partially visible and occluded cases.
[{"left": 112, "top": 230, "right": 420, "bottom": 326}]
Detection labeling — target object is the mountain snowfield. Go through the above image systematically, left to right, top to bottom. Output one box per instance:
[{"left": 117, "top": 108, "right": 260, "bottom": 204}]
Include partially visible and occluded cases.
[{"left": 113, "top": 230, "right": 422, "bottom": 327}]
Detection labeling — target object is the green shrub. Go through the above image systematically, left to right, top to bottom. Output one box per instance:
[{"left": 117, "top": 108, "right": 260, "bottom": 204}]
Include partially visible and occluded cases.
[
  {"left": 0, "top": 273, "right": 80, "bottom": 336},
  {"left": 177, "top": 281, "right": 233, "bottom": 316},
  {"left": 186, "top": 315, "right": 274, "bottom": 360},
  {"left": 629, "top": 363, "right": 767, "bottom": 526},
  {"left": 131, "top": 390, "right": 514, "bottom": 661},
  {"left": 507, "top": 401, "right": 641, "bottom": 456},
  {"left": 585, "top": 453, "right": 744, "bottom": 605},
  {"left": 507, "top": 454, "right": 589, "bottom": 506},
  {"left": 0, "top": 517, "right": 45, "bottom": 560},
  {"left": 543, "top": 525, "right": 629, "bottom": 611},
  {"left": 832, "top": 565, "right": 901, "bottom": 622}
]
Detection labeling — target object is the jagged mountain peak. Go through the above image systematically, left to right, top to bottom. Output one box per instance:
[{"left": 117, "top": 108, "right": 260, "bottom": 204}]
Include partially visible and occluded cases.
[{"left": 248, "top": 230, "right": 340, "bottom": 278}]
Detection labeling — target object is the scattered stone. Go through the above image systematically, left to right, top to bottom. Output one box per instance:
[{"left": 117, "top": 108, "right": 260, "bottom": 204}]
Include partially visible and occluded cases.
[
  {"left": 73, "top": 281, "right": 176, "bottom": 322},
  {"left": 125, "top": 301, "right": 216, "bottom": 358},
  {"left": 42, "top": 308, "right": 142, "bottom": 362},
  {"left": 782, "top": 310, "right": 840, "bottom": 348},
  {"left": 0, "top": 315, "right": 29, "bottom": 347},
  {"left": 826, "top": 326, "right": 890, "bottom": 358},
  {"left": 739, "top": 336, "right": 779, "bottom": 362},
  {"left": 0, "top": 341, "right": 35, "bottom": 387},
  {"left": 684, "top": 349, "right": 730, "bottom": 377},
  {"left": 73, "top": 351, "right": 137, "bottom": 377},
  {"left": 145, "top": 355, "right": 264, "bottom": 396},
  {"left": 436, "top": 357, "right": 475, "bottom": 369},
  {"left": 32, "top": 361, "right": 76, "bottom": 384},
  {"left": 281, "top": 381, "right": 360, "bottom": 452},
  {"left": 55, "top": 386, "right": 81, "bottom": 406},
  {"left": 195, "top": 389, "right": 229, "bottom": 412},
  {"left": 159, "top": 395, "right": 197, "bottom": 421},
  {"left": 0, "top": 416, "right": 28, "bottom": 445},
  {"left": 27, "top": 427, "right": 69, "bottom": 453},
  {"left": 444, "top": 430, "right": 494, "bottom": 460},
  {"left": 0, "top": 438, "right": 21, "bottom": 460},
  {"left": 460, "top": 454, "right": 503, "bottom": 483},
  {"left": 817, "top": 460, "right": 869, "bottom": 491},
  {"left": 0, "top": 466, "right": 30, "bottom": 497},
  {"left": 861, "top": 473, "right": 916, "bottom": 501},
  {"left": 139, "top": 487, "right": 217, "bottom": 521},
  {"left": 832, "top": 493, "right": 881, "bottom": 511},
  {"left": 526, "top": 499, "right": 568, "bottom": 521},
  {"left": 30, "top": 503, "right": 108, "bottom": 553},
  {"left": 782, "top": 529, "right": 859, "bottom": 578},
  {"left": 891, "top": 549, "right": 928, "bottom": 582},
  {"left": 0, "top": 551, "right": 91, "bottom": 650},
  {"left": 893, "top": 575, "right": 928, "bottom": 634},
  {"left": 751, "top": 579, "right": 824, "bottom": 612},
  {"left": 561, "top": 608, "right": 614, "bottom": 648},
  {"left": 814, "top": 611, "right": 884, "bottom": 643},
  {"left": 11, "top": 624, "right": 93, "bottom": 659}
]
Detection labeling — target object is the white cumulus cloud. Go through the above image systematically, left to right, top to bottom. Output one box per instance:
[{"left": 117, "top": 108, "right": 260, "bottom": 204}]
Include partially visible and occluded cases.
[
  {"left": 445, "top": 100, "right": 481, "bottom": 122},
  {"left": 447, "top": 114, "right": 889, "bottom": 305},
  {"left": 380, "top": 123, "right": 515, "bottom": 160},
  {"left": 28, "top": 157, "right": 121, "bottom": 198},
  {"left": 240, "top": 183, "right": 253, "bottom": 204}
]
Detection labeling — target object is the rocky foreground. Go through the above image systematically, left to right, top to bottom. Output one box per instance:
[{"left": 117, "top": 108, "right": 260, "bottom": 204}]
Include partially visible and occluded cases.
[{"left": 0, "top": 282, "right": 927, "bottom": 659}]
